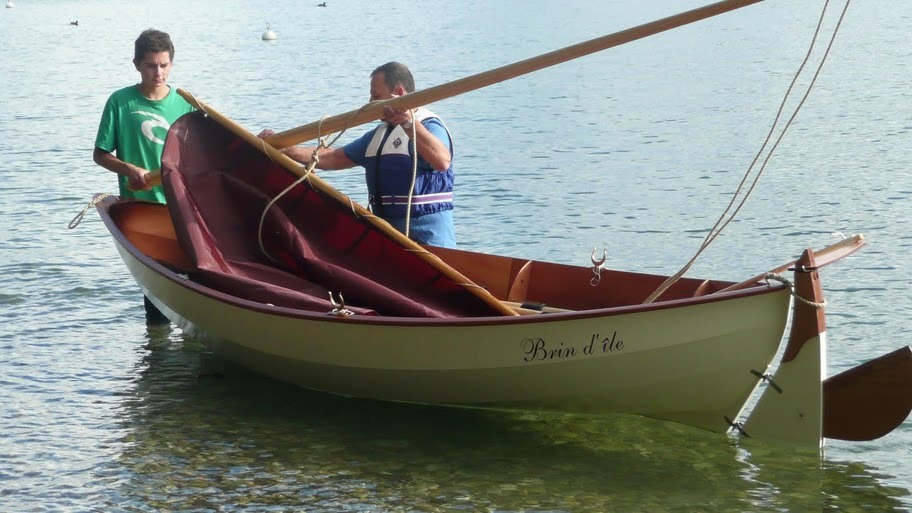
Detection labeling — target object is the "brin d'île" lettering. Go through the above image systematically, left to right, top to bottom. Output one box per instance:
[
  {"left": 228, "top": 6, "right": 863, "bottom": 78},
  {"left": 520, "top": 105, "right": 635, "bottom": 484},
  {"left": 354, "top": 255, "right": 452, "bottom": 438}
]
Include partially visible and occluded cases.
[{"left": 521, "top": 331, "right": 624, "bottom": 363}]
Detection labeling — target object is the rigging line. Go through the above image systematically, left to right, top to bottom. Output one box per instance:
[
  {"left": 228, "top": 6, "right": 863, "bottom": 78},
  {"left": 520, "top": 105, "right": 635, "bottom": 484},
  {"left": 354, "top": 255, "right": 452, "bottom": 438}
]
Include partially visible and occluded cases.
[
  {"left": 643, "top": 0, "right": 850, "bottom": 304},
  {"left": 697, "top": 0, "right": 850, "bottom": 253},
  {"left": 698, "top": 0, "right": 835, "bottom": 245},
  {"left": 699, "top": 0, "right": 850, "bottom": 248},
  {"left": 255, "top": 103, "right": 372, "bottom": 263},
  {"left": 404, "top": 110, "right": 418, "bottom": 238},
  {"left": 256, "top": 117, "right": 330, "bottom": 262},
  {"left": 256, "top": 164, "right": 315, "bottom": 264}
]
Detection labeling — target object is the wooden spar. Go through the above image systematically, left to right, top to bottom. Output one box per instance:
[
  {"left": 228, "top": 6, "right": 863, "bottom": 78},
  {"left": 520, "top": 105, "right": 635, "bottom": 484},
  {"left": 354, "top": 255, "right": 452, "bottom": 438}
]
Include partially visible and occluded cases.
[
  {"left": 264, "top": 0, "right": 764, "bottom": 149},
  {"left": 174, "top": 89, "right": 519, "bottom": 317},
  {"left": 145, "top": 169, "right": 162, "bottom": 187},
  {"left": 716, "top": 234, "right": 866, "bottom": 294}
]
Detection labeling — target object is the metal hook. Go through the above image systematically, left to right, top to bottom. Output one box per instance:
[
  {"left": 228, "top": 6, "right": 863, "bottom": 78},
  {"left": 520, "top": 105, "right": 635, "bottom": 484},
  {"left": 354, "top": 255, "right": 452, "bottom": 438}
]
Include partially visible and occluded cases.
[
  {"left": 590, "top": 248, "right": 607, "bottom": 286},
  {"left": 328, "top": 291, "right": 354, "bottom": 316}
]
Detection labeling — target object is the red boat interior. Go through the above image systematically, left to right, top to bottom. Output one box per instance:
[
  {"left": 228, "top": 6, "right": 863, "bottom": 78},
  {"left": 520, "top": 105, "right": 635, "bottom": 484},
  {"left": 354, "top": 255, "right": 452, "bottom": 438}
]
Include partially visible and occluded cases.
[
  {"left": 108, "top": 111, "right": 738, "bottom": 318},
  {"left": 109, "top": 199, "right": 734, "bottom": 318}
]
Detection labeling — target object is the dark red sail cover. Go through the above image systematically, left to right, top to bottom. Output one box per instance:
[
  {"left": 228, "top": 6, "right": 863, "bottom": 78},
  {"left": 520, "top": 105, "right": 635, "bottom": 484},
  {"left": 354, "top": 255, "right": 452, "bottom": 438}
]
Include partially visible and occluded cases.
[{"left": 160, "top": 111, "right": 502, "bottom": 318}]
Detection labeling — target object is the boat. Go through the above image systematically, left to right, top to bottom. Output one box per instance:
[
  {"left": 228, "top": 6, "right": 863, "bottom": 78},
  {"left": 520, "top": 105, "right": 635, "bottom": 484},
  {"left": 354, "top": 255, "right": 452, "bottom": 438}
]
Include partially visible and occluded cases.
[{"left": 90, "top": 0, "right": 912, "bottom": 448}]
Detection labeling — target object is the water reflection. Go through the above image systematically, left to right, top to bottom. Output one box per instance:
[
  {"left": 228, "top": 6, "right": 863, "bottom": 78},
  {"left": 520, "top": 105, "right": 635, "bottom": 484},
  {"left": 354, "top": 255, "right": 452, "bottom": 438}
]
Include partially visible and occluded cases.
[
  {"left": 108, "top": 333, "right": 911, "bottom": 512},
  {"left": 734, "top": 444, "right": 911, "bottom": 512}
]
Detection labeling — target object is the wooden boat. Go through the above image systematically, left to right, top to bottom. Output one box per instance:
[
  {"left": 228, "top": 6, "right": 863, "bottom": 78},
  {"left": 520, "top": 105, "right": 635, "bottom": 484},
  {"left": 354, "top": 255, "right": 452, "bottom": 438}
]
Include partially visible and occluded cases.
[
  {"left": 92, "top": 0, "right": 912, "bottom": 448},
  {"left": 93, "top": 106, "right": 912, "bottom": 448}
]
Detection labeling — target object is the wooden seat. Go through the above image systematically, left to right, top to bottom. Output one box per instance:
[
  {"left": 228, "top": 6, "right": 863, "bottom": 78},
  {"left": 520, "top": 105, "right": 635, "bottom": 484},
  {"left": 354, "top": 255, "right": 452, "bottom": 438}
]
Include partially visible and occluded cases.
[
  {"left": 507, "top": 260, "right": 533, "bottom": 303},
  {"left": 693, "top": 279, "right": 711, "bottom": 297}
]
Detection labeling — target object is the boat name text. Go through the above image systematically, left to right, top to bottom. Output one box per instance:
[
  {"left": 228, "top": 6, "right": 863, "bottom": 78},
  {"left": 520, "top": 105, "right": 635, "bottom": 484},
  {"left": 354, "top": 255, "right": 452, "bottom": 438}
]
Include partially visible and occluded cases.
[{"left": 521, "top": 332, "right": 624, "bottom": 363}]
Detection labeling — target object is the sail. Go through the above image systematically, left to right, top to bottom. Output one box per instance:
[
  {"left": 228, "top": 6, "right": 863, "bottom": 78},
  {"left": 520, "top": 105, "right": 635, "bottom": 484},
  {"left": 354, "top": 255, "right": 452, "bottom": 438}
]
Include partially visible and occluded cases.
[{"left": 160, "top": 111, "right": 505, "bottom": 318}]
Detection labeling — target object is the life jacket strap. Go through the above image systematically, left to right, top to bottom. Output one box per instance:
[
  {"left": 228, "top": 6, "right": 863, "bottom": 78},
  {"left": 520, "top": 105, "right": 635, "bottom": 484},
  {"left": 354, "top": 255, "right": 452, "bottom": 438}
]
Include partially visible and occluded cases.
[{"left": 378, "top": 192, "right": 454, "bottom": 206}]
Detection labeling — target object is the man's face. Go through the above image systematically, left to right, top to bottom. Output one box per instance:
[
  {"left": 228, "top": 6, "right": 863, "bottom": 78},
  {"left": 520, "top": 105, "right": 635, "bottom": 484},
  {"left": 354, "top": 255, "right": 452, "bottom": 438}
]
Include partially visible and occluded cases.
[
  {"left": 134, "top": 51, "right": 172, "bottom": 89},
  {"left": 369, "top": 73, "right": 401, "bottom": 102}
]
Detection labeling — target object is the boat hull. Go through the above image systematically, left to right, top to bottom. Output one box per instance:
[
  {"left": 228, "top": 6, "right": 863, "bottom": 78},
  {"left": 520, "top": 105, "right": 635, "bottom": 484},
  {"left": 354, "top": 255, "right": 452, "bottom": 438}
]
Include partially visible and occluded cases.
[{"left": 111, "top": 233, "right": 790, "bottom": 433}]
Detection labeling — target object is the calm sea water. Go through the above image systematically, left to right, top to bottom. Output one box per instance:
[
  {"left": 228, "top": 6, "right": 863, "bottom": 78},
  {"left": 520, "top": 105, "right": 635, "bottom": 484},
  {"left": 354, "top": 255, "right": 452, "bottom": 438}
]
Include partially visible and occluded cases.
[{"left": 2, "top": 0, "right": 911, "bottom": 511}]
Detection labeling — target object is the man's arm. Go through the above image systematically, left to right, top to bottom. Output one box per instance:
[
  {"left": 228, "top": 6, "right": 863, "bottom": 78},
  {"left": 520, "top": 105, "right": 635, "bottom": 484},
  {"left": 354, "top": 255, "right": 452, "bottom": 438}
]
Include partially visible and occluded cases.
[
  {"left": 383, "top": 105, "right": 451, "bottom": 172},
  {"left": 407, "top": 120, "right": 451, "bottom": 172},
  {"left": 257, "top": 129, "right": 357, "bottom": 170},
  {"left": 283, "top": 145, "right": 357, "bottom": 170}
]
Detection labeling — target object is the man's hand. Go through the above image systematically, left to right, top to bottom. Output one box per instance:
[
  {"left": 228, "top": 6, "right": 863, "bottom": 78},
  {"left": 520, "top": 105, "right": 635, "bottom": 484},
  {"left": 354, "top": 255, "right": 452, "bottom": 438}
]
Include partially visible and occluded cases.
[{"left": 382, "top": 94, "right": 413, "bottom": 127}]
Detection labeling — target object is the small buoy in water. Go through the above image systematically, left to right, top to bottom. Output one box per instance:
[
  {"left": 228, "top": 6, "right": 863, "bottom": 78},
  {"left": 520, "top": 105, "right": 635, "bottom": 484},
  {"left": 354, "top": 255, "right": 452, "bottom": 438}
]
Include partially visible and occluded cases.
[
  {"left": 6, "top": 0, "right": 15, "bottom": 9},
  {"left": 261, "top": 23, "right": 277, "bottom": 41}
]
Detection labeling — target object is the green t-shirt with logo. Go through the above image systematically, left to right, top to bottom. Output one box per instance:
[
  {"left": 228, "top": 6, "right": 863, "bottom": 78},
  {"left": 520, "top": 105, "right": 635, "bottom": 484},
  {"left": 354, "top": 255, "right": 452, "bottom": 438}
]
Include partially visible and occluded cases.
[{"left": 94, "top": 85, "right": 194, "bottom": 203}]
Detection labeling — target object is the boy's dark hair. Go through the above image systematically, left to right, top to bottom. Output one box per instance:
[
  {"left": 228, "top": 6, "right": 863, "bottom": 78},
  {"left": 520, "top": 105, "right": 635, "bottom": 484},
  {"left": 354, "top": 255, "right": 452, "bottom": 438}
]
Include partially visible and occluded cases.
[
  {"left": 134, "top": 29, "right": 175, "bottom": 63},
  {"left": 371, "top": 62, "right": 415, "bottom": 93}
]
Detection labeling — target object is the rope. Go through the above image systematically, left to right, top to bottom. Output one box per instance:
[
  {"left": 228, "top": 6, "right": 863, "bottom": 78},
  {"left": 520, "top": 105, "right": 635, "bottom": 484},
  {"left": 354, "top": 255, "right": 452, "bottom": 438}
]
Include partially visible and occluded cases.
[
  {"left": 643, "top": 0, "right": 851, "bottom": 304},
  {"left": 254, "top": 107, "right": 368, "bottom": 263},
  {"left": 404, "top": 110, "right": 418, "bottom": 238},
  {"left": 256, "top": 117, "right": 331, "bottom": 263},
  {"left": 256, "top": 161, "right": 317, "bottom": 263},
  {"left": 68, "top": 193, "right": 113, "bottom": 229},
  {"left": 763, "top": 272, "right": 827, "bottom": 308}
]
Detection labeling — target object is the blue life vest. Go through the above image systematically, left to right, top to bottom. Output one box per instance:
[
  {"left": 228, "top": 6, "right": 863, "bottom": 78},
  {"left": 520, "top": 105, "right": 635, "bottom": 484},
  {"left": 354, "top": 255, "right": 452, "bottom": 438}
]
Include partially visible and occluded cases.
[{"left": 361, "top": 107, "right": 455, "bottom": 219}]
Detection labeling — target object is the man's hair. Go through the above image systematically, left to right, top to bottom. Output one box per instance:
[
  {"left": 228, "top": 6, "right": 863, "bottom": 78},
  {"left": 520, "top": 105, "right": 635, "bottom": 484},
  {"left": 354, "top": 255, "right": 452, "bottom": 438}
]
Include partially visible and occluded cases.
[
  {"left": 134, "top": 29, "right": 175, "bottom": 62},
  {"left": 371, "top": 62, "right": 415, "bottom": 93}
]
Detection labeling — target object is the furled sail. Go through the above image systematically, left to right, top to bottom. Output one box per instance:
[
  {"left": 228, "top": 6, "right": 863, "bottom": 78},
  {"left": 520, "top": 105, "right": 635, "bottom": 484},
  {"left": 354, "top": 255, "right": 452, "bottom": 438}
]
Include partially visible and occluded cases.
[{"left": 161, "top": 111, "right": 507, "bottom": 318}]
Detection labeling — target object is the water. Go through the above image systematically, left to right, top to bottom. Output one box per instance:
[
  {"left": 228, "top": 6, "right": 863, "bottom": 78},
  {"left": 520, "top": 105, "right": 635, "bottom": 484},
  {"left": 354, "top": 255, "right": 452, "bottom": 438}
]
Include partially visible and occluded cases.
[{"left": 2, "top": 0, "right": 910, "bottom": 510}]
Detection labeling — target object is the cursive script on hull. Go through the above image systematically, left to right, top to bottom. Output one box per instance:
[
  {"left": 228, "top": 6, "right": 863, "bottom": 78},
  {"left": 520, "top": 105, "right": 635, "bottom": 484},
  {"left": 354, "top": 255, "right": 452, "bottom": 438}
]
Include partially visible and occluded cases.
[{"left": 521, "top": 332, "right": 625, "bottom": 363}]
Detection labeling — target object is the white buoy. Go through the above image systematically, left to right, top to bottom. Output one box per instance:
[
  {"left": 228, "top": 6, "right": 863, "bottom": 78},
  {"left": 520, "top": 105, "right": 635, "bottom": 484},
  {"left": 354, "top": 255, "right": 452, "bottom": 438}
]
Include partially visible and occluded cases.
[
  {"left": 6, "top": 0, "right": 15, "bottom": 9},
  {"left": 261, "top": 23, "right": 277, "bottom": 41}
]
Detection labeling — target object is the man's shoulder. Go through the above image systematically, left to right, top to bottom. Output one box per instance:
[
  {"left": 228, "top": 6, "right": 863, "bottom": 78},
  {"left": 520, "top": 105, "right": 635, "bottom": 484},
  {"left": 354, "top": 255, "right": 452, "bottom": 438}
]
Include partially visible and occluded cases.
[
  {"left": 415, "top": 107, "right": 443, "bottom": 122},
  {"left": 416, "top": 108, "right": 449, "bottom": 133},
  {"left": 420, "top": 115, "right": 451, "bottom": 146}
]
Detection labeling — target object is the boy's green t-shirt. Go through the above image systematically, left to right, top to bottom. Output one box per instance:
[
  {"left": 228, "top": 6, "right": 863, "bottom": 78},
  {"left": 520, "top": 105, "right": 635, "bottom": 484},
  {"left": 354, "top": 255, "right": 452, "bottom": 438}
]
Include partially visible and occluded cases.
[{"left": 94, "top": 85, "right": 194, "bottom": 202}]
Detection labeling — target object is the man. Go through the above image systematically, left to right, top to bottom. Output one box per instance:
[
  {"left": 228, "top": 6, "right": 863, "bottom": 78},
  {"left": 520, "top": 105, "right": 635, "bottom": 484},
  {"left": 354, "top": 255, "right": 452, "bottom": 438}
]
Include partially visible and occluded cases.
[
  {"left": 93, "top": 28, "right": 194, "bottom": 323},
  {"left": 261, "top": 62, "right": 457, "bottom": 248}
]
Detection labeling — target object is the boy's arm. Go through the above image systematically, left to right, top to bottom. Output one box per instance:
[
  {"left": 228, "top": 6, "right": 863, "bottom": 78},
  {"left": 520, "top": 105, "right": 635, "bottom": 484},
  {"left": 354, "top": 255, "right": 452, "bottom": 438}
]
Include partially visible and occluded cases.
[{"left": 93, "top": 147, "right": 154, "bottom": 191}]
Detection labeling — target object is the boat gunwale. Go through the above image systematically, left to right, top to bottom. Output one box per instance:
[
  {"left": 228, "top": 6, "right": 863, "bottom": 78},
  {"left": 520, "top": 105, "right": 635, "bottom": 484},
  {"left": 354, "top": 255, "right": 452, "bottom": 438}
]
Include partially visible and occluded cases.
[{"left": 96, "top": 195, "right": 789, "bottom": 328}]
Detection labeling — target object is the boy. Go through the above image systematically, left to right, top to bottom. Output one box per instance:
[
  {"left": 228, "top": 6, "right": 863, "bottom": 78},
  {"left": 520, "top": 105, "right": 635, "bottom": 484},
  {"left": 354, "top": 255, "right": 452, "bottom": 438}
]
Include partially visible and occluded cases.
[{"left": 93, "top": 28, "right": 194, "bottom": 322}]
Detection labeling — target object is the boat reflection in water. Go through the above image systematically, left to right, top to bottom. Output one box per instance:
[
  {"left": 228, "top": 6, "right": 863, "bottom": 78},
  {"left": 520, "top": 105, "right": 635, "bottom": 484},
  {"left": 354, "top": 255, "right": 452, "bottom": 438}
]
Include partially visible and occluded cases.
[{"left": 112, "top": 329, "right": 911, "bottom": 512}]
